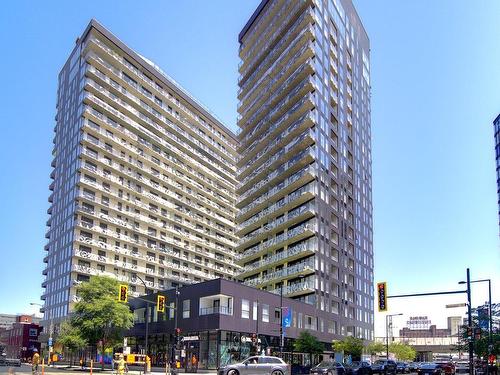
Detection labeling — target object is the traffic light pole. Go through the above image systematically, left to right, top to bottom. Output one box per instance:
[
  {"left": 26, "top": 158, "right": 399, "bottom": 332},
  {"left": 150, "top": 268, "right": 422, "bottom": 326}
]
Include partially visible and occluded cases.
[{"left": 135, "top": 275, "right": 151, "bottom": 374}]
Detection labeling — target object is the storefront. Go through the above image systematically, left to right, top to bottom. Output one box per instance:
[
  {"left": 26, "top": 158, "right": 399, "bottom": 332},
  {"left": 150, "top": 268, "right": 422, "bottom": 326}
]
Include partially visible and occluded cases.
[{"left": 126, "top": 279, "right": 336, "bottom": 370}]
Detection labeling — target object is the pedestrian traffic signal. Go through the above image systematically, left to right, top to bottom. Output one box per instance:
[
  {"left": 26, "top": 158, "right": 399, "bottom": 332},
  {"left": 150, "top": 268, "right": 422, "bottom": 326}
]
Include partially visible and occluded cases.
[
  {"left": 377, "top": 282, "right": 387, "bottom": 312},
  {"left": 118, "top": 284, "right": 128, "bottom": 303},
  {"left": 157, "top": 295, "right": 165, "bottom": 313}
]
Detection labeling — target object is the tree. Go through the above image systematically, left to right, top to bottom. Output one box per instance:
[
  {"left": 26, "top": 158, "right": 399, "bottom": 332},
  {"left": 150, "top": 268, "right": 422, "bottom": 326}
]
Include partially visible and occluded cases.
[
  {"left": 71, "top": 276, "right": 134, "bottom": 369},
  {"left": 57, "top": 321, "right": 86, "bottom": 367},
  {"left": 294, "top": 331, "right": 324, "bottom": 364},
  {"left": 333, "top": 336, "right": 364, "bottom": 361},
  {"left": 365, "top": 342, "right": 386, "bottom": 356},
  {"left": 388, "top": 342, "right": 416, "bottom": 361}
]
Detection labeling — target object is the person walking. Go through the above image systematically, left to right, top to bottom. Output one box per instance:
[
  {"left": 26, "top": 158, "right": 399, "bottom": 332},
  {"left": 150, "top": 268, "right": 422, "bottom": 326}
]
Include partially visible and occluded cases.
[
  {"left": 31, "top": 350, "right": 40, "bottom": 375},
  {"left": 113, "top": 354, "right": 127, "bottom": 375}
]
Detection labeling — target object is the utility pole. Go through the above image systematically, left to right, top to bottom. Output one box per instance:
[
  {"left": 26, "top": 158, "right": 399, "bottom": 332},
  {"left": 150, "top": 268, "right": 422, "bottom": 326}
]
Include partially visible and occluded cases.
[
  {"left": 466, "top": 268, "right": 474, "bottom": 375},
  {"left": 135, "top": 275, "right": 150, "bottom": 374},
  {"left": 279, "top": 283, "right": 283, "bottom": 357},
  {"left": 385, "top": 313, "right": 402, "bottom": 359}
]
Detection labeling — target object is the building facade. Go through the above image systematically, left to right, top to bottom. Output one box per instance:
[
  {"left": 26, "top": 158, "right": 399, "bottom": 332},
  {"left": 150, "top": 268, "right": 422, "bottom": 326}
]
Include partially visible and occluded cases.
[
  {"left": 236, "top": 0, "right": 373, "bottom": 340},
  {"left": 42, "top": 20, "right": 239, "bottom": 323},
  {"left": 127, "top": 278, "right": 334, "bottom": 370},
  {"left": 0, "top": 316, "right": 42, "bottom": 360}
]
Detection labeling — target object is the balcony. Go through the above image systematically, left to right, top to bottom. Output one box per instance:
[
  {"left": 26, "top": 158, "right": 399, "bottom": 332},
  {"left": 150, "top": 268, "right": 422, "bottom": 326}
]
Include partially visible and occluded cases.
[
  {"left": 85, "top": 39, "right": 236, "bottom": 164},
  {"left": 237, "top": 127, "right": 315, "bottom": 190},
  {"left": 237, "top": 146, "right": 315, "bottom": 203},
  {"left": 237, "top": 165, "right": 316, "bottom": 221},
  {"left": 236, "top": 181, "right": 315, "bottom": 235},
  {"left": 237, "top": 202, "right": 316, "bottom": 248},
  {"left": 236, "top": 220, "right": 316, "bottom": 261},
  {"left": 239, "top": 238, "right": 317, "bottom": 277},
  {"left": 243, "top": 257, "right": 315, "bottom": 288},
  {"left": 269, "top": 279, "right": 315, "bottom": 297},
  {"left": 199, "top": 295, "right": 233, "bottom": 316}
]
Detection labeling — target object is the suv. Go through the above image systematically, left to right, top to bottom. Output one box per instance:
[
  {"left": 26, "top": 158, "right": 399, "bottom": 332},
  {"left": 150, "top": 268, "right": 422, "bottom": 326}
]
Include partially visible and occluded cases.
[
  {"left": 218, "top": 356, "right": 290, "bottom": 375},
  {"left": 371, "top": 360, "right": 397, "bottom": 375}
]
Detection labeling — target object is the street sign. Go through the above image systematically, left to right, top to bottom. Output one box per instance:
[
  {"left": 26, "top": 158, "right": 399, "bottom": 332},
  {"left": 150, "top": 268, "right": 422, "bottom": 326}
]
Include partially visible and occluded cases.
[
  {"left": 377, "top": 282, "right": 387, "bottom": 312},
  {"left": 446, "top": 303, "right": 467, "bottom": 308},
  {"left": 282, "top": 307, "right": 292, "bottom": 328},
  {"left": 48, "top": 338, "right": 53, "bottom": 347}
]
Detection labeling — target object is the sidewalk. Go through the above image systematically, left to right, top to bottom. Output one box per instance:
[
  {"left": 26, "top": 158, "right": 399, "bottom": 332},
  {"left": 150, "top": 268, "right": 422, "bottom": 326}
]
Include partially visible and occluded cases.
[{"left": 44, "top": 364, "right": 217, "bottom": 375}]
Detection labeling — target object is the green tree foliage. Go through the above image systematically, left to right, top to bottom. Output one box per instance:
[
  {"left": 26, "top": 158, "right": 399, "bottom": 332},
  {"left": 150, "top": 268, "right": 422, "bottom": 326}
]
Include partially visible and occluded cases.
[
  {"left": 71, "top": 276, "right": 134, "bottom": 368},
  {"left": 56, "top": 321, "right": 87, "bottom": 366},
  {"left": 294, "top": 331, "right": 324, "bottom": 363},
  {"left": 333, "top": 336, "right": 364, "bottom": 361},
  {"left": 365, "top": 341, "right": 386, "bottom": 355},
  {"left": 388, "top": 342, "right": 416, "bottom": 361}
]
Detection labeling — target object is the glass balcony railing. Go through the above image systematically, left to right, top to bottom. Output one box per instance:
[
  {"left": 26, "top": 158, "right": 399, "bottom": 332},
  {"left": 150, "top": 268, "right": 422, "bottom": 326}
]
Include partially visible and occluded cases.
[
  {"left": 238, "top": 146, "right": 315, "bottom": 201},
  {"left": 238, "top": 165, "right": 315, "bottom": 218},
  {"left": 237, "top": 180, "right": 315, "bottom": 231},
  {"left": 238, "top": 201, "right": 315, "bottom": 246},
  {"left": 236, "top": 220, "right": 316, "bottom": 260},
  {"left": 243, "top": 257, "right": 315, "bottom": 287},
  {"left": 269, "top": 279, "right": 315, "bottom": 296}
]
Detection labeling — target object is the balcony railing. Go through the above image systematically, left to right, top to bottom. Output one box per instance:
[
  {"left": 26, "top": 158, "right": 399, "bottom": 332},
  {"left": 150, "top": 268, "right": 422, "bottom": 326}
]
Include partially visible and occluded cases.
[{"left": 199, "top": 306, "right": 233, "bottom": 316}]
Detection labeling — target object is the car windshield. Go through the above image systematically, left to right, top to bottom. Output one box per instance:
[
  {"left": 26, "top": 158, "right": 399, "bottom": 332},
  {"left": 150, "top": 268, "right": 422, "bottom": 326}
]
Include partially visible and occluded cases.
[
  {"left": 315, "top": 361, "right": 334, "bottom": 368},
  {"left": 375, "top": 361, "right": 385, "bottom": 364}
]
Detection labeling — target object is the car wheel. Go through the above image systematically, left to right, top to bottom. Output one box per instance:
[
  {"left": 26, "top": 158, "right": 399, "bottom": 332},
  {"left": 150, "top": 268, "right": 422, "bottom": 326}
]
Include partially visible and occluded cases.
[
  {"left": 227, "top": 369, "right": 239, "bottom": 375},
  {"left": 271, "top": 371, "right": 283, "bottom": 375}
]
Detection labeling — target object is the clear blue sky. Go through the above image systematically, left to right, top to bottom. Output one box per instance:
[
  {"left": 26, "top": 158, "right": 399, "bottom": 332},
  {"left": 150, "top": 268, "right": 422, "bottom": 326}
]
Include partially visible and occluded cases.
[{"left": 0, "top": 1, "right": 498, "bottom": 330}]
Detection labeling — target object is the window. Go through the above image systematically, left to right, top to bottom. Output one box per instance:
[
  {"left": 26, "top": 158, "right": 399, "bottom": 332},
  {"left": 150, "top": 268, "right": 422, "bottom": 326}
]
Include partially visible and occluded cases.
[
  {"left": 241, "top": 299, "right": 250, "bottom": 319},
  {"left": 182, "top": 300, "right": 190, "bottom": 319},
  {"left": 252, "top": 302, "right": 258, "bottom": 320},
  {"left": 262, "top": 304, "right": 269, "bottom": 322}
]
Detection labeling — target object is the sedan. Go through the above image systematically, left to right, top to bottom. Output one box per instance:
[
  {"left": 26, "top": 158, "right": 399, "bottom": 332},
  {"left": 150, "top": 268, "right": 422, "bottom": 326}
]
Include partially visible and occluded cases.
[
  {"left": 310, "top": 361, "right": 345, "bottom": 375},
  {"left": 345, "top": 361, "right": 372, "bottom": 375},
  {"left": 396, "top": 362, "right": 409, "bottom": 374},
  {"left": 435, "top": 362, "right": 455, "bottom": 375},
  {"left": 417, "top": 363, "right": 443, "bottom": 375}
]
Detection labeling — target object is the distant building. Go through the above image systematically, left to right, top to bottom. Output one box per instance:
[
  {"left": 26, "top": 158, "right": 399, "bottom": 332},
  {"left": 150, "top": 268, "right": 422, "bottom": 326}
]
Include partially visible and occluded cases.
[
  {"left": 0, "top": 314, "right": 41, "bottom": 331},
  {"left": 0, "top": 315, "right": 42, "bottom": 360},
  {"left": 447, "top": 316, "right": 461, "bottom": 336}
]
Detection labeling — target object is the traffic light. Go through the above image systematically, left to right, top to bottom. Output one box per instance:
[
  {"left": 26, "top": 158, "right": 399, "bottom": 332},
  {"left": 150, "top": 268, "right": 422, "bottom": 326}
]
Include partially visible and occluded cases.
[
  {"left": 377, "top": 282, "right": 387, "bottom": 312},
  {"left": 118, "top": 284, "right": 128, "bottom": 303},
  {"left": 157, "top": 295, "right": 165, "bottom": 313}
]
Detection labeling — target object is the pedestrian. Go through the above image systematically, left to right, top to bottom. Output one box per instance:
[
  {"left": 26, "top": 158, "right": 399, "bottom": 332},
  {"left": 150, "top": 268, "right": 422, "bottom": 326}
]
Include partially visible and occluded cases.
[
  {"left": 31, "top": 349, "right": 40, "bottom": 375},
  {"left": 113, "top": 354, "right": 127, "bottom": 375},
  {"left": 191, "top": 354, "right": 197, "bottom": 369}
]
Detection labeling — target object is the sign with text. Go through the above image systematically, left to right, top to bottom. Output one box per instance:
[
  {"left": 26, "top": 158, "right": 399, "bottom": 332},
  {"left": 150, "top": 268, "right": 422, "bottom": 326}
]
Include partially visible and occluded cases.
[{"left": 377, "top": 282, "right": 387, "bottom": 312}]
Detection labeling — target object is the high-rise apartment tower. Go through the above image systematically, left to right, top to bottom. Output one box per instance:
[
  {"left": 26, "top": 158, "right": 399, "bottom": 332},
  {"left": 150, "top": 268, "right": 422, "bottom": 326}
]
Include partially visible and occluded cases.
[
  {"left": 236, "top": 0, "right": 374, "bottom": 339},
  {"left": 42, "top": 20, "right": 239, "bottom": 322}
]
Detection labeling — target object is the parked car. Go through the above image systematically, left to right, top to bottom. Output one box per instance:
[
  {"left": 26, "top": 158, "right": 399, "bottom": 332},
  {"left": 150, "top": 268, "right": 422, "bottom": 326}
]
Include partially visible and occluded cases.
[
  {"left": 218, "top": 356, "right": 290, "bottom": 375},
  {"left": 5, "top": 358, "right": 21, "bottom": 367},
  {"left": 371, "top": 360, "right": 397, "bottom": 375},
  {"left": 310, "top": 361, "right": 345, "bottom": 375},
  {"left": 345, "top": 361, "right": 373, "bottom": 375},
  {"left": 396, "top": 362, "right": 409, "bottom": 374},
  {"left": 407, "top": 362, "right": 418, "bottom": 372},
  {"left": 434, "top": 362, "right": 455, "bottom": 375},
  {"left": 454, "top": 362, "right": 469, "bottom": 374},
  {"left": 417, "top": 363, "right": 443, "bottom": 375}
]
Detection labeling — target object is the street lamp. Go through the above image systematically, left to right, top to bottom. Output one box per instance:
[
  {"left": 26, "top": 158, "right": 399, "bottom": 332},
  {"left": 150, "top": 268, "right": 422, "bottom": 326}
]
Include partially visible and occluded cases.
[
  {"left": 459, "top": 278, "right": 492, "bottom": 375},
  {"left": 30, "top": 302, "right": 52, "bottom": 365},
  {"left": 386, "top": 313, "right": 403, "bottom": 359}
]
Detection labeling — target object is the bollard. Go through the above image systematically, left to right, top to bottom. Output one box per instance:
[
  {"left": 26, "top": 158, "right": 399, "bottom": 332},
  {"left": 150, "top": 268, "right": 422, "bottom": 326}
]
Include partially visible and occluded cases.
[{"left": 90, "top": 359, "right": 93, "bottom": 375}]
